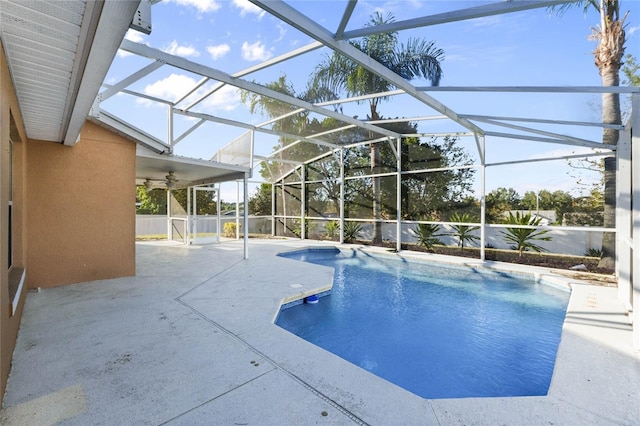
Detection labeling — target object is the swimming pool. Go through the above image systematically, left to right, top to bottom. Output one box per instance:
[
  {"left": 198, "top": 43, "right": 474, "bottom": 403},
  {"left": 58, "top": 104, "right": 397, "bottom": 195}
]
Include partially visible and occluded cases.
[{"left": 276, "top": 248, "right": 570, "bottom": 399}]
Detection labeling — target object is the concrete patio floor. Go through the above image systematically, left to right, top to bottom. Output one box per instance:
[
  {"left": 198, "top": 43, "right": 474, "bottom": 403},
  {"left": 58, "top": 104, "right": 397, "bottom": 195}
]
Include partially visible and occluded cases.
[{"left": 1, "top": 239, "right": 639, "bottom": 425}]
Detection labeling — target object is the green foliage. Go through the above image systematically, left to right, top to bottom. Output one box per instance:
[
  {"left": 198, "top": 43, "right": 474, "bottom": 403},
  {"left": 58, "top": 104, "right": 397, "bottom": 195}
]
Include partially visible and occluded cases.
[
  {"left": 311, "top": 11, "right": 443, "bottom": 103},
  {"left": 622, "top": 54, "right": 640, "bottom": 86},
  {"left": 249, "top": 183, "right": 272, "bottom": 215},
  {"left": 136, "top": 187, "right": 167, "bottom": 214},
  {"left": 486, "top": 187, "right": 522, "bottom": 222},
  {"left": 171, "top": 188, "right": 218, "bottom": 215},
  {"left": 521, "top": 189, "right": 574, "bottom": 224},
  {"left": 449, "top": 212, "right": 480, "bottom": 249},
  {"left": 499, "top": 212, "right": 552, "bottom": 257},
  {"left": 292, "top": 218, "right": 316, "bottom": 238},
  {"left": 325, "top": 220, "right": 340, "bottom": 239},
  {"left": 343, "top": 221, "right": 362, "bottom": 243},
  {"left": 223, "top": 222, "right": 238, "bottom": 238},
  {"left": 414, "top": 223, "right": 445, "bottom": 251},
  {"left": 585, "top": 247, "right": 604, "bottom": 258}
]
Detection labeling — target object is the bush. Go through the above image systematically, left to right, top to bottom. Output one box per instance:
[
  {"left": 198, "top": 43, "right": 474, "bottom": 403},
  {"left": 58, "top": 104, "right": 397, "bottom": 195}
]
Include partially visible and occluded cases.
[
  {"left": 500, "top": 211, "right": 551, "bottom": 257},
  {"left": 449, "top": 212, "right": 480, "bottom": 249},
  {"left": 325, "top": 220, "right": 340, "bottom": 239},
  {"left": 343, "top": 221, "right": 362, "bottom": 242},
  {"left": 223, "top": 222, "right": 240, "bottom": 238},
  {"left": 414, "top": 223, "right": 445, "bottom": 252},
  {"left": 585, "top": 248, "right": 603, "bottom": 258}
]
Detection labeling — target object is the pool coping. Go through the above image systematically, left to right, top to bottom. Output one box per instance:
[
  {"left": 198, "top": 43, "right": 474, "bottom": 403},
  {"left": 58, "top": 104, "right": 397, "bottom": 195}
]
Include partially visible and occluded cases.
[{"left": 267, "top": 242, "right": 639, "bottom": 424}]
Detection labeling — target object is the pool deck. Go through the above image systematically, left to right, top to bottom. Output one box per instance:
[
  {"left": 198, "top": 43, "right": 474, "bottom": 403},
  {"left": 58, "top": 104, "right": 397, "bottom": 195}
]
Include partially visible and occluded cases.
[{"left": 2, "top": 239, "right": 639, "bottom": 425}]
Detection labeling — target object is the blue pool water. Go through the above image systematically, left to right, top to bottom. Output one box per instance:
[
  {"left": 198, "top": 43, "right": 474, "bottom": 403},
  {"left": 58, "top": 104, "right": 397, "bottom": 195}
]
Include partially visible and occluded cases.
[{"left": 276, "top": 248, "right": 570, "bottom": 399}]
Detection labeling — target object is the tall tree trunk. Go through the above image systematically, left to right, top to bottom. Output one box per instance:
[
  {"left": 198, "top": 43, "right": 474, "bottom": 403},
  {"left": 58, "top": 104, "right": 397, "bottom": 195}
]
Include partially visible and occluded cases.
[
  {"left": 594, "top": 1, "right": 625, "bottom": 270},
  {"left": 599, "top": 66, "right": 620, "bottom": 270},
  {"left": 370, "top": 106, "right": 383, "bottom": 244},
  {"left": 371, "top": 143, "right": 382, "bottom": 243}
]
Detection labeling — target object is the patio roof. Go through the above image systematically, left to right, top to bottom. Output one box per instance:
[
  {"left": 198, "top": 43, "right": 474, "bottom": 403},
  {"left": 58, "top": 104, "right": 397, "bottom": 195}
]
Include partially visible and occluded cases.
[{"left": 0, "top": 0, "right": 140, "bottom": 144}]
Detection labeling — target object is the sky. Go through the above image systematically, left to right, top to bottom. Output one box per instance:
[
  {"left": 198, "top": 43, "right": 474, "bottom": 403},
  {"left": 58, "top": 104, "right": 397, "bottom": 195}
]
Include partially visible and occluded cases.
[{"left": 103, "top": 0, "right": 640, "bottom": 202}]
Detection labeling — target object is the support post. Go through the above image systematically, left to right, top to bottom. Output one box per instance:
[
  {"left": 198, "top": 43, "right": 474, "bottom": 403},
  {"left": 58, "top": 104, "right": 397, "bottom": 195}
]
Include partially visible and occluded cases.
[
  {"left": 631, "top": 93, "right": 640, "bottom": 349},
  {"left": 168, "top": 105, "right": 174, "bottom": 153},
  {"left": 616, "top": 124, "right": 631, "bottom": 310},
  {"left": 479, "top": 135, "right": 486, "bottom": 261},
  {"left": 396, "top": 137, "right": 402, "bottom": 252},
  {"left": 340, "top": 148, "right": 345, "bottom": 244},
  {"left": 301, "top": 164, "right": 306, "bottom": 240},
  {"left": 244, "top": 174, "right": 249, "bottom": 259},
  {"left": 236, "top": 180, "right": 240, "bottom": 240},
  {"left": 271, "top": 182, "right": 276, "bottom": 237},
  {"left": 216, "top": 184, "right": 221, "bottom": 243},
  {"left": 188, "top": 186, "right": 192, "bottom": 245},
  {"left": 166, "top": 189, "right": 171, "bottom": 242}
]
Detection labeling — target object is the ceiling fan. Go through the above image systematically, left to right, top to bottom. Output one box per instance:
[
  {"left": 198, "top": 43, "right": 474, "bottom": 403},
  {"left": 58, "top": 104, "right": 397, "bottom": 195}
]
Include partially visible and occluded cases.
[{"left": 165, "top": 171, "right": 178, "bottom": 189}]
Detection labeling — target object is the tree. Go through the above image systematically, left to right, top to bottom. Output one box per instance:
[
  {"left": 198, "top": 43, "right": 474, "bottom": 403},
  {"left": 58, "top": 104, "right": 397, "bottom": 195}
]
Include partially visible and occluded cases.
[
  {"left": 553, "top": 1, "right": 629, "bottom": 268},
  {"left": 310, "top": 11, "right": 444, "bottom": 243},
  {"left": 621, "top": 53, "right": 640, "bottom": 86},
  {"left": 621, "top": 53, "right": 640, "bottom": 122},
  {"left": 399, "top": 135, "right": 475, "bottom": 220},
  {"left": 248, "top": 183, "right": 272, "bottom": 216},
  {"left": 136, "top": 187, "right": 167, "bottom": 214},
  {"left": 136, "top": 187, "right": 218, "bottom": 216},
  {"left": 485, "top": 187, "right": 522, "bottom": 222},
  {"left": 522, "top": 189, "right": 574, "bottom": 224},
  {"left": 500, "top": 212, "right": 551, "bottom": 257}
]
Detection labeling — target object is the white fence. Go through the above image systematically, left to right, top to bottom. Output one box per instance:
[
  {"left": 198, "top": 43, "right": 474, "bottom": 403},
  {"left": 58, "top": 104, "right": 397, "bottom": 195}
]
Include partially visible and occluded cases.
[
  {"left": 136, "top": 215, "right": 272, "bottom": 236},
  {"left": 137, "top": 215, "right": 604, "bottom": 256}
]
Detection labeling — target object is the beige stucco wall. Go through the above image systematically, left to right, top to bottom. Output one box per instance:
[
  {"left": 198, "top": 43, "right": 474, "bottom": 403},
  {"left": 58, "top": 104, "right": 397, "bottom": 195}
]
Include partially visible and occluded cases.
[
  {"left": 0, "top": 41, "right": 28, "bottom": 407},
  {"left": 25, "top": 121, "right": 136, "bottom": 289}
]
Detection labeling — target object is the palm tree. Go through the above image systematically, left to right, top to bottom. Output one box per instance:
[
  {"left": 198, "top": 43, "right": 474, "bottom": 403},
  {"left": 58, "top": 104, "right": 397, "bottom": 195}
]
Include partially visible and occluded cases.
[
  {"left": 554, "top": 1, "right": 628, "bottom": 269},
  {"left": 310, "top": 11, "right": 444, "bottom": 243},
  {"left": 449, "top": 212, "right": 480, "bottom": 250},
  {"left": 500, "top": 212, "right": 552, "bottom": 257},
  {"left": 414, "top": 223, "right": 445, "bottom": 252}
]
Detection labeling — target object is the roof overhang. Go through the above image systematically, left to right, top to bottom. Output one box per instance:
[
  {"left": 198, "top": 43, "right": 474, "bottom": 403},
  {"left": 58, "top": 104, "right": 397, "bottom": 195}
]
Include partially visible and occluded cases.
[
  {"left": 0, "top": 0, "right": 141, "bottom": 144},
  {"left": 136, "top": 146, "right": 249, "bottom": 190}
]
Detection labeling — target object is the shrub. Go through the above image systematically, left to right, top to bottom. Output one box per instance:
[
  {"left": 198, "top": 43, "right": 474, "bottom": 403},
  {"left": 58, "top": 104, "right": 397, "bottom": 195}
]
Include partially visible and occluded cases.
[
  {"left": 449, "top": 212, "right": 480, "bottom": 250},
  {"left": 500, "top": 212, "right": 551, "bottom": 257},
  {"left": 325, "top": 220, "right": 340, "bottom": 239},
  {"left": 343, "top": 221, "right": 362, "bottom": 243},
  {"left": 223, "top": 222, "right": 239, "bottom": 238},
  {"left": 415, "top": 223, "right": 445, "bottom": 252},
  {"left": 585, "top": 248, "right": 603, "bottom": 258}
]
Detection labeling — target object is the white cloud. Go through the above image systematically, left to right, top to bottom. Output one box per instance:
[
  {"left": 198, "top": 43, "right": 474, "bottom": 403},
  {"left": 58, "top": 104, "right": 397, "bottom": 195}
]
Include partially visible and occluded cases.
[
  {"left": 173, "top": 0, "right": 220, "bottom": 13},
  {"left": 232, "top": 0, "right": 265, "bottom": 18},
  {"left": 274, "top": 23, "right": 287, "bottom": 42},
  {"left": 628, "top": 25, "right": 639, "bottom": 37},
  {"left": 118, "top": 29, "right": 147, "bottom": 57},
  {"left": 125, "top": 29, "right": 146, "bottom": 43},
  {"left": 163, "top": 40, "right": 201, "bottom": 58},
  {"left": 241, "top": 41, "right": 272, "bottom": 61},
  {"left": 206, "top": 43, "right": 231, "bottom": 60},
  {"left": 140, "top": 74, "right": 241, "bottom": 112},
  {"left": 140, "top": 74, "right": 198, "bottom": 105},
  {"left": 200, "top": 84, "right": 242, "bottom": 112},
  {"left": 526, "top": 147, "right": 609, "bottom": 160}
]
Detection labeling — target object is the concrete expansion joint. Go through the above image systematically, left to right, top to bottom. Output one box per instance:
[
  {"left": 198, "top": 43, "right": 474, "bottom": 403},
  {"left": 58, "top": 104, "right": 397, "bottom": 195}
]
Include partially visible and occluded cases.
[
  {"left": 175, "top": 258, "right": 246, "bottom": 300},
  {"left": 175, "top": 298, "right": 369, "bottom": 425},
  {"left": 157, "top": 370, "right": 276, "bottom": 425},
  {"left": 549, "top": 394, "right": 627, "bottom": 425}
]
